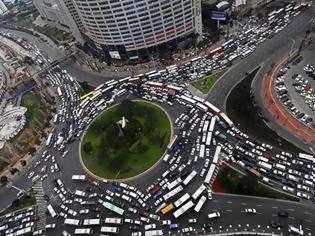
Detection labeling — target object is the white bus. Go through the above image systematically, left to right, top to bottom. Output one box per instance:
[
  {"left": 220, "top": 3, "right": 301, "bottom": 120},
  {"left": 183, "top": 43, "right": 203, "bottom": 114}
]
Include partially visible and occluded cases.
[
  {"left": 57, "top": 87, "right": 62, "bottom": 96},
  {"left": 206, "top": 132, "right": 212, "bottom": 146},
  {"left": 298, "top": 153, "right": 314, "bottom": 163},
  {"left": 257, "top": 161, "right": 272, "bottom": 170},
  {"left": 183, "top": 170, "right": 197, "bottom": 186},
  {"left": 72, "top": 175, "right": 87, "bottom": 181},
  {"left": 167, "top": 177, "right": 182, "bottom": 190},
  {"left": 192, "top": 184, "right": 206, "bottom": 200},
  {"left": 163, "top": 185, "right": 183, "bottom": 201},
  {"left": 174, "top": 193, "right": 190, "bottom": 208},
  {"left": 194, "top": 195, "right": 207, "bottom": 213},
  {"left": 173, "top": 200, "right": 194, "bottom": 218},
  {"left": 47, "top": 204, "right": 58, "bottom": 218},
  {"left": 104, "top": 217, "right": 123, "bottom": 225},
  {"left": 65, "top": 218, "right": 81, "bottom": 226},
  {"left": 83, "top": 218, "right": 101, "bottom": 226},
  {"left": 288, "top": 225, "right": 303, "bottom": 235},
  {"left": 100, "top": 226, "right": 119, "bottom": 234},
  {"left": 74, "top": 228, "right": 93, "bottom": 235},
  {"left": 144, "top": 229, "right": 163, "bottom": 236}
]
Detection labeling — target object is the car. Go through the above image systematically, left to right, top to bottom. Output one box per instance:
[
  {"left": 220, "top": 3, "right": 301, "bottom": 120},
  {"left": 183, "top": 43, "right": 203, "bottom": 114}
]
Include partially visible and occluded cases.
[
  {"left": 28, "top": 171, "right": 35, "bottom": 179},
  {"left": 245, "top": 208, "right": 256, "bottom": 214},
  {"left": 79, "top": 209, "right": 89, "bottom": 214},
  {"left": 277, "top": 211, "right": 289, "bottom": 217},
  {"left": 188, "top": 218, "right": 197, "bottom": 223},
  {"left": 161, "top": 220, "right": 171, "bottom": 225},
  {"left": 45, "top": 223, "right": 56, "bottom": 229},
  {"left": 169, "top": 223, "right": 178, "bottom": 229},
  {"left": 182, "top": 227, "right": 194, "bottom": 233},
  {"left": 62, "top": 230, "right": 71, "bottom": 236}
]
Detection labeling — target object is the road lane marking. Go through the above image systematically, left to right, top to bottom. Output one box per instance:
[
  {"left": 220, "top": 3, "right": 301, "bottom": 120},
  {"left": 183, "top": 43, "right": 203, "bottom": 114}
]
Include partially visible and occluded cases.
[
  {"left": 226, "top": 201, "right": 232, "bottom": 204},
  {"left": 241, "top": 202, "right": 247, "bottom": 205},
  {"left": 256, "top": 204, "right": 262, "bottom": 207},
  {"left": 272, "top": 206, "right": 278, "bottom": 209},
  {"left": 225, "top": 209, "right": 232, "bottom": 212},
  {"left": 288, "top": 209, "right": 295, "bottom": 212},
  {"left": 304, "top": 211, "right": 311, "bottom": 215},
  {"left": 289, "top": 216, "right": 295, "bottom": 220},
  {"left": 305, "top": 219, "right": 312, "bottom": 223}
]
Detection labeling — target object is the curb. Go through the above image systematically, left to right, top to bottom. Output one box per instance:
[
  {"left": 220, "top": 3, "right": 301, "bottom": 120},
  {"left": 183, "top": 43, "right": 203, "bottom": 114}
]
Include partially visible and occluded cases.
[{"left": 78, "top": 99, "right": 173, "bottom": 182}]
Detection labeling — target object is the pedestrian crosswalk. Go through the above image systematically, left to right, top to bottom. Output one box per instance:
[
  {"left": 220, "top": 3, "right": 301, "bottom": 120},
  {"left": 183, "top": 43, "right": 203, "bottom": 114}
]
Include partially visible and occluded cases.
[{"left": 33, "top": 181, "right": 47, "bottom": 231}]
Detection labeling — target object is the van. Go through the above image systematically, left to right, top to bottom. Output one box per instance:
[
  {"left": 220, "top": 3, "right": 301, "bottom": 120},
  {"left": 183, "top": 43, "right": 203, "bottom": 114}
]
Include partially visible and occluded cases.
[{"left": 208, "top": 211, "right": 220, "bottom": 219}]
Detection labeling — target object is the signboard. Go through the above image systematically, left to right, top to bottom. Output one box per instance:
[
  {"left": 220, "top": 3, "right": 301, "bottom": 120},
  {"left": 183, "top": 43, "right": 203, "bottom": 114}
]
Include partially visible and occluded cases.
[
  {"left": 210, "top": 11, "right": 226, "bottom": 21},
  {"left": 109, "top": 51, "right": 121, "bottom": 60}
]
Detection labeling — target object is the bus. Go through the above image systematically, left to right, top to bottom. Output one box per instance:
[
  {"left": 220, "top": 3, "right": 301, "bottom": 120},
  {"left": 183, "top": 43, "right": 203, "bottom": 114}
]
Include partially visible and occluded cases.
[
  {"left": 95, "top": 84, "right": 105, "bottom": 91},
  {"left": 80, "top": 91, "right": 94, "bottom": 101},
  {"left": 46, "top": 133, "right": 53, "bottom": 146},
  {"left": 298, "top": 153, "right": 314, "bottom": 163},
  {"left": 183, "top": 170, "right": 197, "bottom": 186},
  {"left": 72, "top": 175, "right": 87, "bottom": 181},
  {"left": 167, "top": 177, "right": 182, "bottom": 190},
  {"left": 192, "top": 184, "right": 206, "bottom": 200},
  {"left": 163, "top": 185, "right": 183, "bottom": 201},
  {"left": 174, "top": 193, "right": 190, "bottom": 208},
  {"left": 194, "top": 195, "right": 207, "bottom": 213},
  {"left": 173, "top": 200, "right": 194, "bottom": 218},
  {"left": 102, "top": 201, "right": 124, "bottom": 216},
  {"left": 161, "top": 203, "right": 174, "bottom": 215},
  {"left": 47, "top": 204, "right": 58, "bottom": 218},
  {"left": 65, "top": 218, "right": 81, "bottom": 226},
  {"left": 104, "top": 218, "right": 123, "bottom": 225},
  {"left": 82, "top": 219, "right": 101, "bottom": 226},
  {"left": 288, "top": 225, "right": 303, "bottom": 235},
  {"left": 100, "top": 226, "right": 119, "bottom": 234},
  {"left": 15, "top": 227, "right": 32, "bottom": 236},
  {"left": 74, "top": 228, "right": 93, "bottom": 235},
  {"left": 144, "top": 230, "right": 163, "bottom": 236}
]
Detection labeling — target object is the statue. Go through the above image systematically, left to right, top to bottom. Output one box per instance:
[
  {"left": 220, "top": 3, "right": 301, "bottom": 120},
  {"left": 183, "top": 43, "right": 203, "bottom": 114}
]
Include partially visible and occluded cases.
[{"left": 116, "top": 116, "right": 129, "bottom": 137}]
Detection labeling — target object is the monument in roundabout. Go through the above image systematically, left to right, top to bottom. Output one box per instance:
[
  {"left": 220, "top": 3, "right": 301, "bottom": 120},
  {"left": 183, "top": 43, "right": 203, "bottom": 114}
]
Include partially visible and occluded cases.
[{"left": 80, "top": 99, "right": 172, "bottom": 180}]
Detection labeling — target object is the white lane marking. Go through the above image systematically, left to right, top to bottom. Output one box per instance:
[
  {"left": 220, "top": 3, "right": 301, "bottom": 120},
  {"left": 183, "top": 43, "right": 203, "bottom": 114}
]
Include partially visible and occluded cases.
[
  {"left": 226, "top": 201, "right": 233, "bottom": 204},
  {"left": 241, "top": 202, "right": 247, "bottom": 205},
  {"left": 256, "top": 204, "right": 262, "bottom": 207},
  {"left": 272, "top": 206, "right": 278, "bottom": 209},
  {"left": 225, "top": 209, "right": 232, "bottom": 212},
  {"left": 288, "top": 209, "right": 295, "bottom": 212},
  {"left": 304, "top": 211, "right": 311, "bottom": 215},
  {"left": 289, "top": 216, "right": 295, "bottom": 220},
  {"left": 305, "top": 219, "right": 312, "bottom": 223}
]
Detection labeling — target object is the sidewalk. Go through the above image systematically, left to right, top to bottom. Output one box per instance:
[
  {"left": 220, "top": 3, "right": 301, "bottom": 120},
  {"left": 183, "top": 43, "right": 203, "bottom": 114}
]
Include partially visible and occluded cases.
[{"left": 261, "top": 50, "right": 315, "bottom": 147}]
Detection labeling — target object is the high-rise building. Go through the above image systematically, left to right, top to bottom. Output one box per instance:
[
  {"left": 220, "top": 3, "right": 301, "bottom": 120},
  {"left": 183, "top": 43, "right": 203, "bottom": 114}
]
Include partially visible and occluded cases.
[
  {"left": 0, "top": 0, "right": 8, "bottom": 15},
  {"left": 35, "top": 0, "right": 203, "bottom": 62}
]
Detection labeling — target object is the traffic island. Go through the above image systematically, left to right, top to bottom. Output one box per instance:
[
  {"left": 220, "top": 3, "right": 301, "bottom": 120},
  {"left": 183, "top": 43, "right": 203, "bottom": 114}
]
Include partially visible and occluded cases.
[{"left": 80, "top": 100, "right": 172, "bottom": 180}]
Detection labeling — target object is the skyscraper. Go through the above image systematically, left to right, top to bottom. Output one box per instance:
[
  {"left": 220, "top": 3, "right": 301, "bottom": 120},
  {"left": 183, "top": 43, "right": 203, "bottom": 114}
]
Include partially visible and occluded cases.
[
  {"left": 0, "top": 0, "right": 8, "bottom": 15},
  {"left": 35, "top": 0, "right": 203, "bottom": 62}
]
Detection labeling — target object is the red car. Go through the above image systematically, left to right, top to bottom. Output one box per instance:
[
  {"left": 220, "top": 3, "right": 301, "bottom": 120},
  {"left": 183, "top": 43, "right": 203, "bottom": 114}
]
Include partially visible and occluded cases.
[
  {"left": 139, "top": 210, "right": 149, "bottom": 217},
  {"left": 31, "top": 215, "right": 40, "bottom": 222}
]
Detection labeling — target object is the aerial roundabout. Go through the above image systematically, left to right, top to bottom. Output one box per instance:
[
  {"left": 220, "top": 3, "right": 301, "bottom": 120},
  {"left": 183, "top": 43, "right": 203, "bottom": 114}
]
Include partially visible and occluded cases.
[{"left": 80, "top": 99, "right": 172, "bottom": 180}]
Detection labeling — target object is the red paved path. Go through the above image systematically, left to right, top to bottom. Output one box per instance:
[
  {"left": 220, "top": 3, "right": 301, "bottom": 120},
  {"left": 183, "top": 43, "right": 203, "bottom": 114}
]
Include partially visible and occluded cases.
[{"left": 261, "top": 50, "right": 315, "bottom": 146}]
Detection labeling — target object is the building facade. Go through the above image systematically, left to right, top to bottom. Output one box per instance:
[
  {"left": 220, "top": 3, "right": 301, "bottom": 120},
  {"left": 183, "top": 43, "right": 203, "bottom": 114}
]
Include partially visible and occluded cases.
[
  {"left": 0, "top": 0, "right": 8, "bottom": 15},
  {"left": 34, "top": 0, "right": 202, "bottom": 62}
]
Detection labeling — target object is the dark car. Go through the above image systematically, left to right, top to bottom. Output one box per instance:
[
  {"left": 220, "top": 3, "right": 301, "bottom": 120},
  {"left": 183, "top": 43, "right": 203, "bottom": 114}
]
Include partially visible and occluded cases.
[
  {"left": 278, "top": 211, "right": 289, "bottom": 217},
  {"left": 129, "top": 225, "right": 139, "bottom": 231}
]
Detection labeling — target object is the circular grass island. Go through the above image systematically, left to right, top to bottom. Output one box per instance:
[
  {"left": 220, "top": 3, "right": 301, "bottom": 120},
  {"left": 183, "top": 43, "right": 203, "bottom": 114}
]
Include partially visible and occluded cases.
[{"left": 80, "top": 100, "right": 172, "bottom": 180}]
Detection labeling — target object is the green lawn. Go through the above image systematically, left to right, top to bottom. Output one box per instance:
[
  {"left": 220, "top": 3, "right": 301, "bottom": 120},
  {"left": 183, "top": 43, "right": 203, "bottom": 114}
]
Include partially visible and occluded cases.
[
  {"left": 38, "top": 25, "right": 72, "bottom": 41},
  {"left": 191, "top": 70, "right": 226, "bottom": 94},
  {"left": 21, "top": 91, "right": 45, "bottom": 130},
  {"left": 81, "top": 100, "right": 171, "bottom": 179},
  {"left": 216, "top": 165, "right": 299, "bottom": 202},
  {"left": 1, "top": 190, "right": 36, "bottom": 215}
]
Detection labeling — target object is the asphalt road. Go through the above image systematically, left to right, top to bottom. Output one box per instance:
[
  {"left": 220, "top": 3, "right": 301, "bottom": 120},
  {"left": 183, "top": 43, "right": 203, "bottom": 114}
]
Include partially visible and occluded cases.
[{"left": 206, "top": 7, "right": 315, "bottom": 153}]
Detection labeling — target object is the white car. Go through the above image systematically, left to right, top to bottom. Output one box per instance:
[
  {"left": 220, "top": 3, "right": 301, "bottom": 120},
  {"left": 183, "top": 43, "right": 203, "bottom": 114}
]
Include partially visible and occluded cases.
[
  {"left": 28, "top": 171, "right": 35, "bottom": 179},
  {"left": 245, "top": 208, "right": 256, "bottom": 214},
  {"left": 78, "top": 209, "right": 89, "bottom": 215},
  {"left": 188, "top": 218, "right": 197, "bottom": 223},
  {"left": 161, "top": 220, "right": 171, "bottom": 225},
  {"left": 182, "top": 227, "right": 194, "bottom": 233}
]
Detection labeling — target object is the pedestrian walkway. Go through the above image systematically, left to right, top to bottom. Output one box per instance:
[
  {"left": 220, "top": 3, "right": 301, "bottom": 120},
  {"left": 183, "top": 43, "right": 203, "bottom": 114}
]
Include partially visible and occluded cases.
[
  {"left": 261, "top": 50, "right": 315, "bottom": 146},
  {"left": 186, "top": 83, "right": 207, "bottom": 99},
  {"left": 33, "top": 180, "right": 47, "bottom": 231}
]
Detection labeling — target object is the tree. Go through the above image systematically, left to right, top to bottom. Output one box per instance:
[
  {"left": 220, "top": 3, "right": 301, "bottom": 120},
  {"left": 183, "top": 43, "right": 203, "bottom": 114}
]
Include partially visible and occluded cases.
[
  {"left": 80, "top": 81, "right": 91, "bottom": 93},
  {"left": 83, "top": 142, "right": 93, "bottom": 154},
  {"left": 28, "top": 147, "right": 36, "bottom": 156},
  {"left": 20, "top": 160, "right": 27, "bottom": 167},
  {"left": 10, "top": 168, "right": 18, "bottom": 175},
  {"left": 0, "top": 176, "right": 8, "bottom": 184},
  {"left": 11, "top": 199, "right": 20, "bottom": 207}
]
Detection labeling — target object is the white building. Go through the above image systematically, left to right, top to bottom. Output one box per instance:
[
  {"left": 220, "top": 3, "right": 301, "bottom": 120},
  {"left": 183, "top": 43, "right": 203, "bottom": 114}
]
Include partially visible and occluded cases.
[
  {"left": 0, "top": 0, "right": 8, "bottom": 15},
  {"left": 34, "top": 0, "right": 202, "bottom": 62}
]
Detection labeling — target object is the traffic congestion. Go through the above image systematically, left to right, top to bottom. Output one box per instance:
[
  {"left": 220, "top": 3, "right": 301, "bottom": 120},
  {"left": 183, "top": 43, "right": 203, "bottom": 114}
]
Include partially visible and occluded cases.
[{"left": 0, "top": 1, "right": 313, "bottom": 236}]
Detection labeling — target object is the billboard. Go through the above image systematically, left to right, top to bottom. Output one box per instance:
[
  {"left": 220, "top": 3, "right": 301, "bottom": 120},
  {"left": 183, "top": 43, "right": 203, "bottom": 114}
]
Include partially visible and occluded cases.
[
  {"left": 210, "top": 11, "right": 226, "bottom": 21},
  {"left": 109, "top": 51, "right": 121, "bottom": 60}
]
